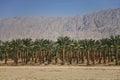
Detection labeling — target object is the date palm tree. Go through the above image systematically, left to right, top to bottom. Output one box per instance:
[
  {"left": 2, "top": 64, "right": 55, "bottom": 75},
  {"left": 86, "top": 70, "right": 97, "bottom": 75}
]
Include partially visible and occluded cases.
[
  {"left": 110, "top": 35, "right": 120, "bottom": 65},
  {"left": 57, "top": 36, "right": 71, "bottom": 65},
  {"left": 22, "top": 38, "right": 33, "bottom": 64},
  {"left": 100, "top": 38, "right": 109, "bottom": 64},
  {"left": 10, "top": 39, "right": 24, "bottom": 65},
  {"left": 32, "top": 39, "right": 41, "bottom": 63},
  {"left": 34, "top": 39, "right": 48, "bottom": 64},
  {"left": 43, "top": 39, "right": 53, "bottom": 64},
  {"left": 90, "top": 39, "right": 96, "bottom": 65},
  {"left": 0, "top": 40, "right": 4, "bottom": 61},
  {"left": 66, "top": 40, "right": 74, "bottom": 64},
  {"left": 72, "top": 40, "right": 81, "bottom": 64},
  {"left": 78, "top": 40, "right": 85, "bottom": 64},
  {"left": 94, "top": 40, "right": 102, "bottom": 64},
  {"left": 2, "top": 41, "right": 11, "bottom": 64},
  {"left": 52, "top": 42, "right": 60, "bottom": 64}
]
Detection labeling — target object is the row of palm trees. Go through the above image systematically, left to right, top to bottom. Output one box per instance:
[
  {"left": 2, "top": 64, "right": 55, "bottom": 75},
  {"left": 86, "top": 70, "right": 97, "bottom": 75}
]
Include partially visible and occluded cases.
[{"left": 0, "top": 35, "right": 120, "bottom": 66}]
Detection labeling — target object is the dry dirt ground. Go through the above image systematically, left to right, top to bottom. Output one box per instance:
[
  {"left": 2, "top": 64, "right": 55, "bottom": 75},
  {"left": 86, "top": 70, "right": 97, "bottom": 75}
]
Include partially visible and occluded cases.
[{"left": 0, "top": 66, "right": 120, "bottom": 80}]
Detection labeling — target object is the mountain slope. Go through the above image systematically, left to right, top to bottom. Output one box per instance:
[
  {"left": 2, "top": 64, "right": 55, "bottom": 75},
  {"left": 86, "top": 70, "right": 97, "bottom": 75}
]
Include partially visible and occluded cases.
[{"left": 0, "top": 8, "right": 120, "bottom": 41}]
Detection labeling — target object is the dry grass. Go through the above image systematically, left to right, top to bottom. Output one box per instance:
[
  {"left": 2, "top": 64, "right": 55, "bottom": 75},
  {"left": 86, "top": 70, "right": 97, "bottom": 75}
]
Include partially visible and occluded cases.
[{"left": 0, "top": 66, "right": 120, "bottom": 80}]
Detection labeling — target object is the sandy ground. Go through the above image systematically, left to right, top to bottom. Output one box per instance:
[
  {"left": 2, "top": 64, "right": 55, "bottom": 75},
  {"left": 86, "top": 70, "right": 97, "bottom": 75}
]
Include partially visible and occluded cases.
[{"left": 0, "top": 66, "right": 120, "bottom": 80}]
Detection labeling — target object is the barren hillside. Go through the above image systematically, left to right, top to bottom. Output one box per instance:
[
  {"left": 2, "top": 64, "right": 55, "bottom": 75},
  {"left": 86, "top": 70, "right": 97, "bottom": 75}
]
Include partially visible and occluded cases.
[{"left": 0, "top": 8, "right": 120, "bottom": 41}]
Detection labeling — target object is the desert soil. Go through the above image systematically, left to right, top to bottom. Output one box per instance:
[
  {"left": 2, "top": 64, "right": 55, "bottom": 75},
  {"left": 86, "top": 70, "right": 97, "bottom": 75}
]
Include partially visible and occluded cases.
[{"left": 0, "top": 66, "right": 120, "bottom": 80}]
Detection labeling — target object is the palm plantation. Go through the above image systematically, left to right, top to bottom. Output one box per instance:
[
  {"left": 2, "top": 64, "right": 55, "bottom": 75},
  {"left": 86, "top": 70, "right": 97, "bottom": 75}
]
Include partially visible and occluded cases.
[{"left": 0, "top": 35, "right": 120, "bottom": 66}]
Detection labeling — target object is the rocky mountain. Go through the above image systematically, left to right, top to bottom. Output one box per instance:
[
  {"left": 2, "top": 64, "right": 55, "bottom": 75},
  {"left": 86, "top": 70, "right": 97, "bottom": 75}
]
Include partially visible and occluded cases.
[{"left": 0, "top": 8, "right": 120, "bottom": 41}]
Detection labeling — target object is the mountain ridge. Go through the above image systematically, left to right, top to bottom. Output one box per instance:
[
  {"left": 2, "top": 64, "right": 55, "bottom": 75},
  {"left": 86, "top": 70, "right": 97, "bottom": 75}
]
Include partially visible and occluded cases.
[{"left": 0, "top": 8, "right": 120, "bottom": 41}]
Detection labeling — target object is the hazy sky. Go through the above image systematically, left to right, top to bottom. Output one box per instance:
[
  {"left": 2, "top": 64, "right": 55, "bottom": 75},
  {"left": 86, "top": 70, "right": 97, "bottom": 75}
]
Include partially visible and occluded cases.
[{"left": 0, "top": 0, "right": 120, "bottom": 18}]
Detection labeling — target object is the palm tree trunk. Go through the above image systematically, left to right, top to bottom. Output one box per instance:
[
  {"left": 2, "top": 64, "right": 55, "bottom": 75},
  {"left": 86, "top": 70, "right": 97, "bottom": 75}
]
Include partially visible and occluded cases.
[
  {"left": 62, "top": 47, "right": 65, "bottom": 65},
  {"left": 115, "top": 47, "right": 119, "bottom": 65},
  {"left": 25, "top": 49, "right": 28, "bottom": 64},
  {"left": 69, "top": 49, "right": 72, "bottom": 64},
  {"left": 14, "top": 50, "right": 18, "bottom": 65},
  {"left": 42, "top": 50, "right": 45, "bottom": 63},
  {"left": 76, "top": 50, "right": 79, "bottom": 64},
  {"left": 81, "top": 50, "right": 85, "bottom": 63},
  {"left": 87, "top": 50, "right": 90, "bottom": 65},
  {"left": 103, "top": 50, "right": 106, "bottom": 64},
  {"left": 108, "top": 50, "right": 111, "bottom": 63},
  {"left": 19, "top": 51, "right": 22, "bottom": 62},
  {"left": 39, "top": 51, "right": 42, "bottom": 64},
  {"left": 48, "top": 51, "right": 51, "bottom": 64},
  {"left": 55, "top": 51, "right": 58, "bottom": 64},
  {"left": 66, "top": 51, "right": 69, "bottom": 63},
  {"left": 93, "top": 51, "right": 95, "bottom": 65},
  {"left": 5, "top": 52, "right": 8, "bottom": 64},
  {"left": 32, "top": 52, "right": 35, "bottom": 62},
  {"left": 34, "top": 52, "right": 37, "bottom": 63},
  {"left": 79, "top": 52, "right": 81, "bottom": 62},
  {"left": 98, "top": 52, "right": 102, "bottom": 64}
]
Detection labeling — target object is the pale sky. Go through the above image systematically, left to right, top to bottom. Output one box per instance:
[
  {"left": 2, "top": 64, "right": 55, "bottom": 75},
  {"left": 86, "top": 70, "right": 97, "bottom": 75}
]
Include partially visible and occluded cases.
[{"left": 0, "top": 0, "right": 120, "bottom": 18}]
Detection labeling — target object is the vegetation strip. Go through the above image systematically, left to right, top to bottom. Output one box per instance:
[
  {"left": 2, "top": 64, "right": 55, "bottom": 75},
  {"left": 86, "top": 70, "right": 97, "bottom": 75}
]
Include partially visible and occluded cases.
[{"left": 0, "top": 35, "right": 120, "bottom": 66}]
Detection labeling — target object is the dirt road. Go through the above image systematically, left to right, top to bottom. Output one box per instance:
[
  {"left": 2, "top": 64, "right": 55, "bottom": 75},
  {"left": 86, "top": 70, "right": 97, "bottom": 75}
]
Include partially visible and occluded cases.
[{"left": 0, "top": 66, "right": 120, "bottom": 80}]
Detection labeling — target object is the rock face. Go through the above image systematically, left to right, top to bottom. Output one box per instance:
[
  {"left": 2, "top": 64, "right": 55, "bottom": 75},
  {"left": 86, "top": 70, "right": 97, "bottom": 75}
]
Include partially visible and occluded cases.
[{"left": 0, "top": 8, "right": 120, "bottom": 41}]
